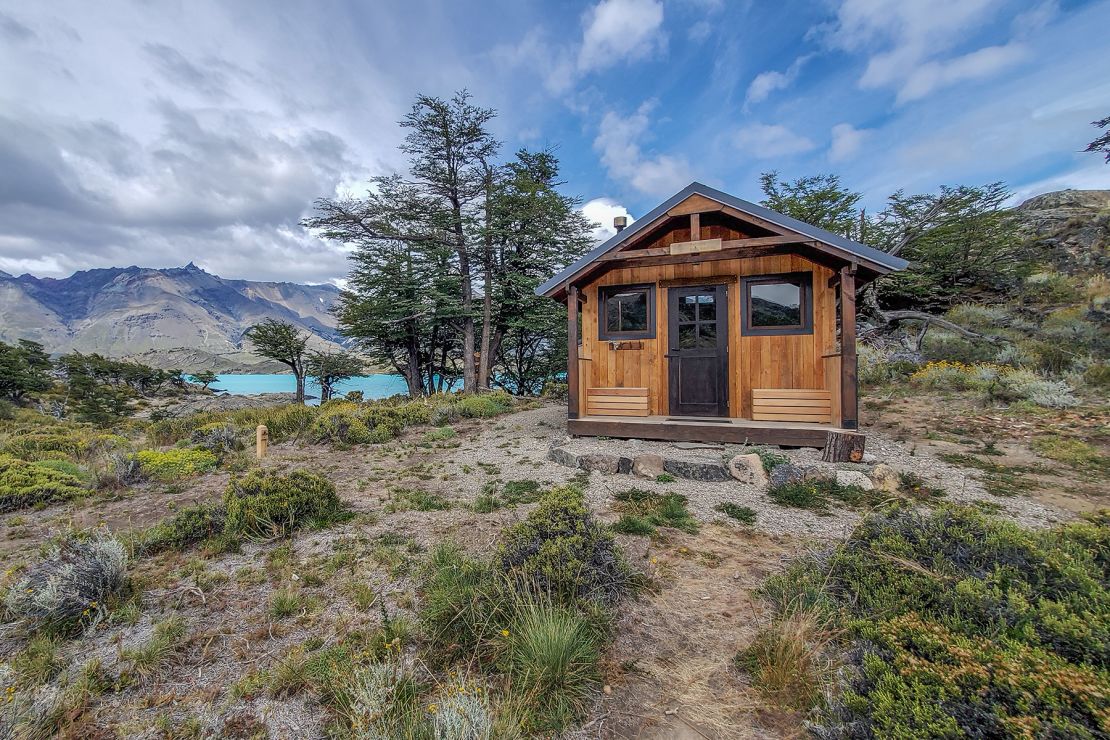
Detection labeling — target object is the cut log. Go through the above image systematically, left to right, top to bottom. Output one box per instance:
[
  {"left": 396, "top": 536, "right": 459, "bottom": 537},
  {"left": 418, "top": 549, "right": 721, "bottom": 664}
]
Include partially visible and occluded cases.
[{"left": 822, "top": 431, "right": 866, "bottom": 463}]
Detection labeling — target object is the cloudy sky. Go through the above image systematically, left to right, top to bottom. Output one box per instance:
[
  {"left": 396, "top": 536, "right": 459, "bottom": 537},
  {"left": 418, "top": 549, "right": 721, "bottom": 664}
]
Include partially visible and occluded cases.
[{"left": 1, "top": 0, "right": 1106, "bottom": 284}]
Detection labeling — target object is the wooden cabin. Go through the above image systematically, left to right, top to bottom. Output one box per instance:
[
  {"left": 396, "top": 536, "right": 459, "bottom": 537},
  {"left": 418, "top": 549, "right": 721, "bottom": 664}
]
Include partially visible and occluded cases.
[{"left": 537, "top": 182, "right": 907, "bottom": 448}]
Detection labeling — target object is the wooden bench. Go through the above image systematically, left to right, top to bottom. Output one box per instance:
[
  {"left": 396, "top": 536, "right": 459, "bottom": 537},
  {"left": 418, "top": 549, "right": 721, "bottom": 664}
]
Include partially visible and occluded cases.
[
  {"left": 586, "top": 387, "right": 649, "bottom": 417},
  {"left": 752, "top": 389, "right": 832, "bottom": 423}
]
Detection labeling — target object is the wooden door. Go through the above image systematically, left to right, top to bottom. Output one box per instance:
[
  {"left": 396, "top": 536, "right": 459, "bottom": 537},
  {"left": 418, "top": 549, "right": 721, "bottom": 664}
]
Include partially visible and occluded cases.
[{"left": 667, "top": 284, "right": 729, "bottom": 417}]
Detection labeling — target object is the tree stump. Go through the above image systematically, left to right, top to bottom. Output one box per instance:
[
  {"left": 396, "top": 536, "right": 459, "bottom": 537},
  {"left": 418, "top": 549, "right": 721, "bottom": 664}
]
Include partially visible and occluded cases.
[{"left": 822, "top": 431, "right": 865, "bottom": 463}]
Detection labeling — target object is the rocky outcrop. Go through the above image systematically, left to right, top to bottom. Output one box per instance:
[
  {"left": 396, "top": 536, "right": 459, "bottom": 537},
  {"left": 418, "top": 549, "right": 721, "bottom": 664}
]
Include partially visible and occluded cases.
[{"left": 1016, "top": 189, "right": 1110, "bottom": 272}]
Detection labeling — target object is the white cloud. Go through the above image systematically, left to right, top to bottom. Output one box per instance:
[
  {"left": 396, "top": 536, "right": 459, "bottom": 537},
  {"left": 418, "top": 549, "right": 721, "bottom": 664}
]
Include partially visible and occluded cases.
[
  {"left": 578, "top": 0, "right": 666, "bottom": 72},
  {"left": 822, "top": 0, "right": 1028, "bottom": 103},
  {"left": 688, "top": 20, "right": 712, "bottom": 42},
  {"left": 745, "top": 54, "right": 811, "bottom": 104},
  {"left": 594, "top": 101, "right": 693, "bottom": 197},
  {"left": 734, "top": 123, "right": 816, "bottom": 158},
  {"left": 829, "top": 123, "right": 870, "bottom": 162},
  {"left": 580, "top": 197, "right": 634, "bottom": 243}
]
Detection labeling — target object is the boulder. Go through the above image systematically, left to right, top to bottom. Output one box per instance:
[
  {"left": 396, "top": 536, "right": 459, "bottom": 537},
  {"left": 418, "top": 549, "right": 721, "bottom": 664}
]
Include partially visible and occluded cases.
[
  {"left": 548, "top": 445, "right": 578, "bottom": 469},
  {"left": 577, "top": 453, "right": 629, "bottom": 475},
  {"left": 632, "top": 454, "right": 666, "bottom": 479},
  {"left": 728, "top": 454, "right": 768, "bottom": 487},
  {"left": 663, "top": 458, "right": 731, "bottom": 482},
  {"left": 768, "top": 462, "right": 804, "bottom": 488},
  {"left": 871, "top": 463, "right": 900, "bottom": 493},
  {"left": 803, "top": 466, "right": 835, "bottom": 482},
  {"left": 836, "top": 470, "right": 875, "bottom": 490}
]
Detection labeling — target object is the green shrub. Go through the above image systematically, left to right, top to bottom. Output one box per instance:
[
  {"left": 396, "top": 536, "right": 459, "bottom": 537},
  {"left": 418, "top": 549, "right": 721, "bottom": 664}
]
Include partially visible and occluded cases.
[
  {"left": 922, "top": 332, "right": 1000, "bottom": 364},
  {"left": 1083, "top": 362, "right": 1110, "bottom": 388},
  {"left": 454, "top": 391, "right": 515, "bottom": 418},
  {"left": 310, "top": 406, "right": 374, "bottom": 445},
  {"left": 189, "top": 422, "right": 241, "bottom": 457},
  {"left": 423, "top": 426, "right": 457, "bottom": 443},
  {"left": 1, "top": 432, "right": 85, "bottom": 461},
  {"left": 134, "top": 448, "right": 217, "bottom": 482},
  {"left": 754, "top": 448, "right": 790, "bottom": 473},
  {"left": 0, "top": 454, "right": 86, "bottom": 513},
  {"left": 224, "top": 469, "right": 345, "bottom": 538},
  {"left": 497, "top": 485, "right": 632, "bottom": 607},
  {"left": 385, "top": 487, "right": 450, "bottom": 512},
  {"left": 612, "top": 488, "right": 698, "bottom": 534},
  {"left": 133, "top": 502, "right": 228, "bottom": 555},
  {"left": 716, "top": 502, "right": 757, "bottom": 525},
  {"left": 759, "top": 505, "right": 1110, "bottom": 737},
  {"left": 612, "top": 514, "right": 656, "bottom": 536},
  {"left": 4, "top": 531, "right": 128, "bottom": 632},
  {"left": 501, "top": 600, "right": 601, "bottom": 734}
]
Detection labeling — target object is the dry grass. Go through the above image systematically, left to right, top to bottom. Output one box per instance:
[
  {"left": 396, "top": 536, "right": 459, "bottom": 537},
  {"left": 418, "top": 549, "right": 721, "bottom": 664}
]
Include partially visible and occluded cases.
[{"left": 735, "top": 605, "right": 837, "bottom": 710}]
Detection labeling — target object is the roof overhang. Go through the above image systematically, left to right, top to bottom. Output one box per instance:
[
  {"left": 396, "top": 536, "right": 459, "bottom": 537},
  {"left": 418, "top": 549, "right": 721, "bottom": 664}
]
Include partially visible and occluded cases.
[{"left": 538, "top": 182, "right": 908, "bottom": 301}]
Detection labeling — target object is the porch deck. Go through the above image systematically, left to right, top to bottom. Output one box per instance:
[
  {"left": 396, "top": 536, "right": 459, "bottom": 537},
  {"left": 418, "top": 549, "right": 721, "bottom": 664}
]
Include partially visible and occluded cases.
[{"left": 568, "top": 414, "right": 844, "bottom": 447}]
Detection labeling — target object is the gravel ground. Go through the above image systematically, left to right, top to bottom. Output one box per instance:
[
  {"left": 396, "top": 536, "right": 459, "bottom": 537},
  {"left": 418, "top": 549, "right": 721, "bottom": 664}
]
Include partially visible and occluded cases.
[{"left": 440, "top": 404, "right": 1070, "bottom": 538}]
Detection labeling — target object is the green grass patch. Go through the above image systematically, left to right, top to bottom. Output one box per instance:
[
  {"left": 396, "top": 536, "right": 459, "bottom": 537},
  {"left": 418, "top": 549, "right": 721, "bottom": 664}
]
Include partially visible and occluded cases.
[
  {"left": 1032, "top": 435, "right": 1110, "bottom": 475},
  {"left": 134, "top": 448, "right": 217, "bottom": 482},
  {"left": 937, "top": 452, "right": 1043, "bottom": 497},
  {"left": 0, "top": 453, "right": 87, "bottom": 513},
  {"left": 768, "top": 478, "right": 879, "bottom": 512},
  {"left": 385, "top": 487, "right": 451, "bottom": 512},
  {"left": 612, "top": 488, "right": 699, "bottom": 534},
  {"left": 716, "top": 502, "right": 757, "bottom": 525},
  {"left": 612, "top": 514, "right": 657, "bottom": 536}
]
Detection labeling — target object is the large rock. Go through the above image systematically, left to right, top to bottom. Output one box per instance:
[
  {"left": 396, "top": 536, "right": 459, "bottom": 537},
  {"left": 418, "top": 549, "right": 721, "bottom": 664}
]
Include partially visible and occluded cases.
[
  {"left": 548, "top": 445, "right": 578, "bottom": 469},
  {"left": 577, "top": 453, "right": 632, "bottom": 475},
  {"left": 632, "top": 454, "right": 666, "bottom": 479},
  {"left": 728, "top": 454, "right": 768, "bottom": 487},
  {"left": 663, "top": 458, "right": 730, "bottom": 482},
  {"left": 768, "top": 463, "right": 804, "bottom": 488},
  {"left": 871, "top": 463, "right": 900, "bottom": 493},
  {"left": 836, "top": 470, "right": 875, "bottom": 490}
]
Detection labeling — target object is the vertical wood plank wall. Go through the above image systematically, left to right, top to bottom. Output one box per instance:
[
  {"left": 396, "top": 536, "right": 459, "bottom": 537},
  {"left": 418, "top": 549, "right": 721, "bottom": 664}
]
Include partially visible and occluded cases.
[{"left": 579, "top": 254, "right": 839, "bottom": 418}]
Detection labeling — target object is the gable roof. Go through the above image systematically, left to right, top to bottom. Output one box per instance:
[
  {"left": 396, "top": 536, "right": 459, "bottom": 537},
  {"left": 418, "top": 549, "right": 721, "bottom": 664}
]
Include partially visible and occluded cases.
[{"left": 537, "top": 181, "right": 908, "bottom": 298}]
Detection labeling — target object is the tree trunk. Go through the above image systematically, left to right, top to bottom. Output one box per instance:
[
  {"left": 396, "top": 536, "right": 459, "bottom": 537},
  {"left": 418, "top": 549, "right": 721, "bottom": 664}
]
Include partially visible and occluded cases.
[
  {"left": 478, "top": 175, "right": 494, "bottom": 391},
  {"left": 451, "top": 200, "right": 477, "bottom": 394},
  {"left": 294, "top": 372, "right": 305, "bottom": 405},
  {"left": 822, "top": 431, "right": 866, "bottom": 463}
]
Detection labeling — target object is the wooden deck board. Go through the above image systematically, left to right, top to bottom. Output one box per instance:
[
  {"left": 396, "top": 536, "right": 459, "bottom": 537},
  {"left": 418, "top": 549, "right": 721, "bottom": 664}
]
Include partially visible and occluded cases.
[{"left": 569, "top": 414, "right": 844, "bottom": 447}]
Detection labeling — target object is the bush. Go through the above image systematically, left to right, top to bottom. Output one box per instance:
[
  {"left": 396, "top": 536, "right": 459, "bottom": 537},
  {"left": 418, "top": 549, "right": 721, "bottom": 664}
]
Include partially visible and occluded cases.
[
  {"left": 1083, "top": 362, "right": 1110, "bottom": 388},
  {"left": 454, "top": 391, "right": 515, "bottom": 419},
  {"left": 310, "top": 406, "right": 375, "bottom": 445},
  {"left": 190, "top": 422, "right": 242, "bottom": 457},
  {"left": 1, "top": 432, "right": 85, "bottom": 461},
  {"left": 134, "top": 448, "right": 217, "bottom": 482},
  {"left": 0, "top": 454, "right": 86, "bottom": 513},
  {"left": 223, "top": 469, "right": 344, "bottom": 538},
  {"left": 768, "top": 478, "right": 877, "bottom": 512},
  {"left": 497, "top": 485, "right": 631, "bottom": 607},
  {"left": 132, "top": 502, "right": 228, "bottom": 555},
  {"left": 757, "top": 506, "right": 1110, "bottom": 737},
  {"left": 3, "top": 531, "right": 127, "bottom": 632},
  {"left": 500, "top": 600, "right": 601, "bottom": 734},
  {"left": 736, "top": 607, "right": 832, "bottom": 709},
  {"left": 343, "top": 661, "right": 426, "bottom": 738},
  {"left": 432, "top": 687, "right": 493, "bottom": 739}
]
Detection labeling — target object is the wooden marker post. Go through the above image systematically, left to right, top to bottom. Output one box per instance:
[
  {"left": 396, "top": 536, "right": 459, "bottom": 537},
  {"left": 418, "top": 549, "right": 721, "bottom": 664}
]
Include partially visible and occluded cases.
[{"left": 256, "top": 425, "right": 268, "bottom": 459}]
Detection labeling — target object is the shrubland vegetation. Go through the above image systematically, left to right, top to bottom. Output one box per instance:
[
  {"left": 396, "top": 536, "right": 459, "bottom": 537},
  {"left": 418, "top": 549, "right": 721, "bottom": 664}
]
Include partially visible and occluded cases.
[{"left": 741, "top": 505, "right": 1110, "bottom": 738}]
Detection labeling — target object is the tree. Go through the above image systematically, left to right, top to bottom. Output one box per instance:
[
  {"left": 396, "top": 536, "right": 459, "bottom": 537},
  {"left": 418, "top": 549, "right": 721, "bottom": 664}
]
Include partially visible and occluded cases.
[
  {"left": 1086, "top": 115, "right": 1110, "bottom": 163},
  {"left": 759, "top": 172, "right": 863, "bottom": 238},
  {"left": 244, "top": 319, "right": 309, "bottom": 403},
  {"left": 0, "top": 340, "right": 54, "bottom": 403},
  {"left": 306, "top": 351, "right": 363, "bottom": 402},
  {"left": 188, "top": 370, "right": 218, "bottom": 389}
]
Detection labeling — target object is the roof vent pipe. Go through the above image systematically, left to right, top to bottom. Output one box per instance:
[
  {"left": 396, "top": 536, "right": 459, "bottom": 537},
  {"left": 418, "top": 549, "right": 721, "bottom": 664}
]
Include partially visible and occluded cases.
[{"left": 613, "top": 215, "right": 628, "bottom": 232}]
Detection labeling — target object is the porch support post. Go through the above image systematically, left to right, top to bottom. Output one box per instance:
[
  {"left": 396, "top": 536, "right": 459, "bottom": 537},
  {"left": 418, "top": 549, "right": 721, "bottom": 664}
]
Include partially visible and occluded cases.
[
  {"left": 839, "top": 265, "right": 858, "bottom": 429},
  {"left": 567, "top": 284, "right": 580, "bottom": 420}
]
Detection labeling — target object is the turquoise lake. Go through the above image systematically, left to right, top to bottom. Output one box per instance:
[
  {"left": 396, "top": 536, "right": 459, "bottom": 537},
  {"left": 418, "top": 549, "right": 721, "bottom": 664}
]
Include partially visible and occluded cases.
[{"left": 209, "top": 373, "right": 412, "bottom": 404}]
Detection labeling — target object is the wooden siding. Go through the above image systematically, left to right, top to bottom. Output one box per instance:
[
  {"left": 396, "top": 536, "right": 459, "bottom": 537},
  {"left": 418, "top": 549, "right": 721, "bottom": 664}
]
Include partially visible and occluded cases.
[{"left": 579, "top": 253, "right": 839, "bottom": 419}]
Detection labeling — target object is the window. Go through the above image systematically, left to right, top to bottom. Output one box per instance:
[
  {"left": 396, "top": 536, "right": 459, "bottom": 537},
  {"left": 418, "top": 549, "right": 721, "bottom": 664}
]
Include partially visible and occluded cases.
[
  {"left": 741, "top": 272, "right": 813, "bottom": 336},
  {"left": 599, "top": 283, "right": 655, "bottom": 340}
]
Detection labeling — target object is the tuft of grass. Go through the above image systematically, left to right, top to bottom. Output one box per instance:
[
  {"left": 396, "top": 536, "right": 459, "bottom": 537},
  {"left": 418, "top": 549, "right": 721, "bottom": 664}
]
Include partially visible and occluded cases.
[
  {"left": 423, "top": 426, "right": 457, "bottom": 443},
  {"left": 224, "top": 469, "right": 347, "bottom": 538},
  {"left": 896, "top": 472, "right": 946, "bottom": 499},
  {"left": 655, "top": 473, "right": 676, "bottom": 483},
  {"left": 768, "top": 478, "right": 878, "bottom": 512},
  {"left": 385, "top": 487, "right": 450, "bottom": 513},
  {"left": 612, "top": 488, "right": 699, "bottom": 534},
  {"left": 472, "top": 492, "right": 501, "bottom": 513},
  {"left": 716, "top": 502, "right": 757, "bottom": 525},
  {"left": 612, "top": 514, "right": 657, "bottom": 536},
  {"left": 268, "top": 588, "right": 306, "bottom": 619},
  {"left": 501, "top": 600, "right": 601, "bottom": 734},
  {"left": 735, "top": 606, "right": 834, "bottom": 709},
  {"left": 123, "top": 615, "right": 188, "bottom": 680},
  {"left": 10, "top": 634, "right": 62, "bottom": 687}
]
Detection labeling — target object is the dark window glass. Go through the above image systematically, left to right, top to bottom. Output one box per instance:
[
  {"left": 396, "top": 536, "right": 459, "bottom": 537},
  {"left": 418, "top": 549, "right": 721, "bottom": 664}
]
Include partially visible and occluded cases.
[
  {"left": 750, "top": 282, "right": 802, "bottom": 327},
  {"left": 601, "top": 285, "right": 653, "bottom": 338},
  {"left": 699, "top": 321, "right": 716, "bottom": 347},
  {"left": 678, "top": 324, "right": 697, "bottom": 348}
]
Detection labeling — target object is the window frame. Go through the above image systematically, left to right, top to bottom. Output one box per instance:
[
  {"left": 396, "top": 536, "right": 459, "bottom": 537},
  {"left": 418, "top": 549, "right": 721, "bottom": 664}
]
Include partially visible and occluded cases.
[
  {"left": 740, "top": 271, "right": 814, "bottom": 336},
  {"left": 598, "top": 283, "right": 656, "bottom": 341}
]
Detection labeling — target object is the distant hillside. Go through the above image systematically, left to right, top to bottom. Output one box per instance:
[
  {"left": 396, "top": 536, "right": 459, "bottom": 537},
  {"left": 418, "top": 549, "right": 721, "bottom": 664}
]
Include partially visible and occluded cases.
[{"left": 0, "top": 263, "right": 345, "bottom": 371}]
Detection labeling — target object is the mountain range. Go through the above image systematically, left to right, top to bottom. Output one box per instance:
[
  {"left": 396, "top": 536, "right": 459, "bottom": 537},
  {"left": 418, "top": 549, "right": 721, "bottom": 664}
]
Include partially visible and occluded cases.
[{"left": 0, "top": 263, "right": 344, "bottom": 372}]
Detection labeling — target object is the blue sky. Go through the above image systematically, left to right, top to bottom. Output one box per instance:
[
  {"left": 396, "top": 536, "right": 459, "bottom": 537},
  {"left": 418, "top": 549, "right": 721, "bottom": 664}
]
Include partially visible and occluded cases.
[{"left": 0, "top": 0, "right": 1106, "bottom": 283}]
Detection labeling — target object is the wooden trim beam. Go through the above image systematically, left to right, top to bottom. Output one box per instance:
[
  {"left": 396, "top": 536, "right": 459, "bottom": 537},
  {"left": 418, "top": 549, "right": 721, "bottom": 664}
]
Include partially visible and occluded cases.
[
  {"left": 690, "top": 212, "right": 701, "bottom": 241},
  {"left": 599, "top": 235, "right": 810, "bottom": 263},
  {"left": 601, "top": 243, "right": 805, "bottom": 270},
  {"left": 839, "top": 265, "right": 858, "bottom": 430},
  {"left": 658, "top": 275, "right": 737, "bottom": 288},
  {"left": 567, "top": 284, "right": 580, "bottom": 420},
  {"left": 568, "top": 418, "right": 843, "bottom": 448}
]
